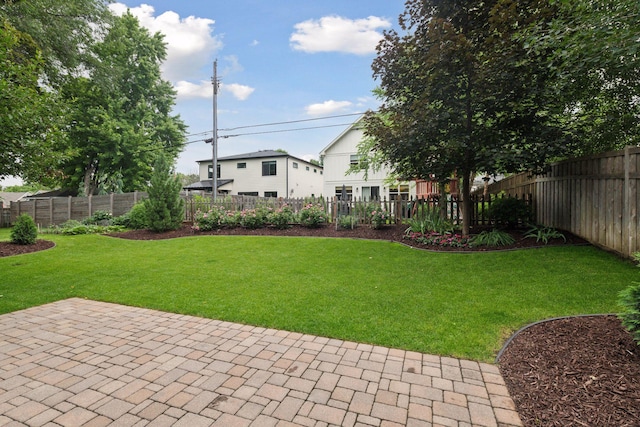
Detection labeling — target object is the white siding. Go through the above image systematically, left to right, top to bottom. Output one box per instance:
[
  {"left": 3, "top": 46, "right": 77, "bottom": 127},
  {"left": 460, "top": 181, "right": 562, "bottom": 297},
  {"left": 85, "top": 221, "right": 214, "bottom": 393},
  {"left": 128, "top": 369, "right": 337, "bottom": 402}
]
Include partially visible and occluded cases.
[
  {"left": 321, "top": 125, "right": 415, "bottom": 200},
  {"left": 198, "top": 154, "right": 323, "bottom": 198}
]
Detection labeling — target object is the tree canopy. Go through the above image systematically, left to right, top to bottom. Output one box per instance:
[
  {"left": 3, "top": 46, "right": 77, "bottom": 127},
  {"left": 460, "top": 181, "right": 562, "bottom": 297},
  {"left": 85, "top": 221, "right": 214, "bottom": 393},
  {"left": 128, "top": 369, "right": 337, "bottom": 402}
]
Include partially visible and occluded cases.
[
  {"left": 363, "top": 0, "right": 570, "bottom": 235},
  {"left": 523, "top": 0, "right": 640, "bottom": 154},
  {"left": 0, "top": 1, "right": 186, "bottom": 193},
  {"left": 60, "top": 12, "right": 186, "bottom": 196},
  {"left": 0, "top": 20, "right": 68, "bottom": 184}
]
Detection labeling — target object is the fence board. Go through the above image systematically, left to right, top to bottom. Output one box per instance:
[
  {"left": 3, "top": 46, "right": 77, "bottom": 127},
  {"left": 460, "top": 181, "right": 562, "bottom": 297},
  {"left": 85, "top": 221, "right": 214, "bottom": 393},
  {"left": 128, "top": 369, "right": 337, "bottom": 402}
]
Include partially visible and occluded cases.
[{"left": 485, "top": 146, "right": 640, "bottom": 258}]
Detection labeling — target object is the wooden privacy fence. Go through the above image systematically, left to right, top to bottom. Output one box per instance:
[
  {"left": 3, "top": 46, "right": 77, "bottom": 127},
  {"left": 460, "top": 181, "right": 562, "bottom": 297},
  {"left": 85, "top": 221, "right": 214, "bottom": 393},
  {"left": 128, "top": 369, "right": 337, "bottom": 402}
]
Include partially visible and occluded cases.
[
  {"left": 485, "top": 146, "right": 640, "bottom": 258},
  {"left": 8, "top": 190, "right": 529, "bottom": 228},
  {"left": 9, "top": 192, "right": 147, "bottom": 226},
  {"left": 0, "top": 202, "right": 10, "bottom": 227}
]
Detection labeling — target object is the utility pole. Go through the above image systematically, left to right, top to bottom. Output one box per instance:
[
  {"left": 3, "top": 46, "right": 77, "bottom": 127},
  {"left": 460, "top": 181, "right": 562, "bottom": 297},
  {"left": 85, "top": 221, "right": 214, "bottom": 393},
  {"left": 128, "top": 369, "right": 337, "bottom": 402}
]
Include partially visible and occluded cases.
[{"left": 211, "top": 60, "right": 219, "bottom": 201}]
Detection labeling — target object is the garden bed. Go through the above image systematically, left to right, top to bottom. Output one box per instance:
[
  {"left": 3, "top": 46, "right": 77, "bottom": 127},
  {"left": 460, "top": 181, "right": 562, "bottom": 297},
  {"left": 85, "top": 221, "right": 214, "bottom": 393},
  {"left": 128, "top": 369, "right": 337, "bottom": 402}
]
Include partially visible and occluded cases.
[{"left": 108, "top": 223, "right": 587, "bottom": 251}]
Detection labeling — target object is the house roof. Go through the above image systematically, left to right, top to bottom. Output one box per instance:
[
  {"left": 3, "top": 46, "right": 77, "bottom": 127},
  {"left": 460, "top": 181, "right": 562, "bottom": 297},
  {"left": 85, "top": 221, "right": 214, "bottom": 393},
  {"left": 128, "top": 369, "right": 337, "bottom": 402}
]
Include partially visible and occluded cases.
[
  {"left": 319, "top": 116, "right": 364, "bottom": 156},
  {"left": 197, "top": 150, "right": 321, "bottom": 168},
  {"left": 183, "top": 179, "right": 233, "bottom": 191},
  {"left": 0, "top": 192, "right": 30, "bottom": 205}
]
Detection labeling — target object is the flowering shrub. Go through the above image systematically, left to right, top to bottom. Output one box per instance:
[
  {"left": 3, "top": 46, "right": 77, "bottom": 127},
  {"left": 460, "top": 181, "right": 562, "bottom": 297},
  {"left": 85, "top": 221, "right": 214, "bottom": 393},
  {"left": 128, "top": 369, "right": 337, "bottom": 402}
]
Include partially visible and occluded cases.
[
  {"left": 298, "top": 203, "right": 327, "bottom": 228},
  {"left": 268, "top": 204, "right": 295, "bottom": 229},
  {"left": 192, "top": 206, "right": 226, "bottom": 231},
  {"left": 240, "top": 209, "right": 268, "bottom": 229},
  {"left": 369, "top": 209, "right": 389, "bottom": 229},
  {"left": 221, "top": 210, "right": 241, "bottom": 228},
  {"left": 404, "top": 231, "right": 471, "bottom": 248}
]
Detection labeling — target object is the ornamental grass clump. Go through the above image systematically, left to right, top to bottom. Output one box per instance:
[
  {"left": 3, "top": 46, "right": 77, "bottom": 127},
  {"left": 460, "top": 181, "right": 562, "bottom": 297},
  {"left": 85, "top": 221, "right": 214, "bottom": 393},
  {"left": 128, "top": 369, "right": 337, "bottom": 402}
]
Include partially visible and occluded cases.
[
  {"left": 337, "top": 215, "right": 357, "bottom": 229},
  {"left": 524, "top": 225, "right": 566, "bottom": 244},
  {"left": 469, "top": 229, "right": 515, "bottom": 247}
]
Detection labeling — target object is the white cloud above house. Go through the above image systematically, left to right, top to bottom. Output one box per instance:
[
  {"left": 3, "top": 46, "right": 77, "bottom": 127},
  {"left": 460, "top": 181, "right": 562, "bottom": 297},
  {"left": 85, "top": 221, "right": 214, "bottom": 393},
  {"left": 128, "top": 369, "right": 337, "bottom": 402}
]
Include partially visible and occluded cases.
[
  {"left": 109, "top": 3, "right": 222, "bottom": 81},
  {"left": 290, "top": 15, "right": 391, "bottom": 55},
  {"left": 305, "top": 100, "right": 353, "bottom": 116}
]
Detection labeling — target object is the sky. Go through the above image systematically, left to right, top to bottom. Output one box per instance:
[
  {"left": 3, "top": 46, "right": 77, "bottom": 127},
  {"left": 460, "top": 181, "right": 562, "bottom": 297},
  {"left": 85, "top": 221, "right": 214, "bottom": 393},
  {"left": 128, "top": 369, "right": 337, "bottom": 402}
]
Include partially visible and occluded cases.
[
  {"left": 111, "top": 0, "right": 407, "bottom": 176},
  {"left": 3, "top": 1, "right": 407, "bottom": 188}
]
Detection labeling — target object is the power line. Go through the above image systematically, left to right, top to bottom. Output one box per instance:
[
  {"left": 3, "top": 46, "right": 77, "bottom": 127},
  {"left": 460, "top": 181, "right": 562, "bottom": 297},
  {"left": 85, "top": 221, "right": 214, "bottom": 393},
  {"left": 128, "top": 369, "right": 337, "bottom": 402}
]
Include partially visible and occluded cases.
[
  {"left": 182, "top": 112, "right": 366, "bottom": 145},
  {"left": 219, "top": 112, "right": 365, "bottom": 131},
  {"left": 220, "top": 123, "right": 359, "bottom": 139}
]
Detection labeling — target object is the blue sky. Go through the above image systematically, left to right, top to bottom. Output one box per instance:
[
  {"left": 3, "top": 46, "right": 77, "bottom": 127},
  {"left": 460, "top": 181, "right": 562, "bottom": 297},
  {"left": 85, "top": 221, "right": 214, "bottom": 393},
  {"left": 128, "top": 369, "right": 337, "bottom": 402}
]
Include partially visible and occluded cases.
[
  {"left": 111, "top": 0, "right": 407, "bottom": 175},
  {"left": 1, "top": 1, "right": 407, "bottom": 187}
]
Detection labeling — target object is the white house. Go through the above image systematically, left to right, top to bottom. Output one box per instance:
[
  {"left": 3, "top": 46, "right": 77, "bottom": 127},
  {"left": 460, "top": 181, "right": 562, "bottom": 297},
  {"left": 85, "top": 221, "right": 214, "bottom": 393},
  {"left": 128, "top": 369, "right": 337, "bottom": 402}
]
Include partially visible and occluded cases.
[
  {"left": 319, "top": 119, "right": 415, "bottom": 201},
  {"left": 186, "top": 150, "right": 323, "bottom": 198}
]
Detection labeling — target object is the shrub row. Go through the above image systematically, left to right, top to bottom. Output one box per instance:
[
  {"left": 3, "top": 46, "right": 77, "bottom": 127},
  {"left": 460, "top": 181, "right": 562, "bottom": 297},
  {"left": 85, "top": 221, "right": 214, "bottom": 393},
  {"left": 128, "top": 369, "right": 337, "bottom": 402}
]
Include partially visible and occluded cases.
[{"left": 193, "top": 203, "right": 328, "bottom": 231}]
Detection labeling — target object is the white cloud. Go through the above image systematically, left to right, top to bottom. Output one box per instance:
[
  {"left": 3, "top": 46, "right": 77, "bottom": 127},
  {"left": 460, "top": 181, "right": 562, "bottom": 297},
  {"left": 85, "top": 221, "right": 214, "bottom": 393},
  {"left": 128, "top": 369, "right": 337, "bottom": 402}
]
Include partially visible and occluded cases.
[
  {"left": 109, "top": 3, "right": 222, "bottom": 81},
  {"left": 290, "top": 15, "right": 391, "bottom": 55},
  {"left": 250, "top": 40, "right": 260, "bottom": 47},
  {"left": 222, "top": 55, "right": 244, "bottom": 75},
  {"left": 174, "top": 80, "right": 212, "bottom": 99},
  {"left": 175, "top": 80, "right": 255, "bottom": 101},
  {"left": 221, "top": 83, "right": 255, "bottom": 101},
  {"left": 305, "top": 100, "right": 353, "bottom": 116}
]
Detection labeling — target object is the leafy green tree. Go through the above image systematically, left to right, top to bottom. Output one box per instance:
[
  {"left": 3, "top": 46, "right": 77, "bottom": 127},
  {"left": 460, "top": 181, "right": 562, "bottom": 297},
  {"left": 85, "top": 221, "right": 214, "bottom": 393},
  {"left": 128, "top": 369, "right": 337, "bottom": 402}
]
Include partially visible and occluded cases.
[
  {"left": 0, "top": 0, "right": 112, "bottom": 87},
  {"left": 363, "top": 0, "right": 569, "bottom": 236},
  {"left": 523, "top": 0, "right": 640, "bottom": 154},
  {"left": 60, "top": 12, "right": 186, "bottom": 195},
  {"left": 0, "top": 20, "right": 68, "bottom": 185},
  {"left": 144, "top": 154, "right": 184, "bottom": 232},
  {"left": 176, "top": 173, "right": 200, "bottom": 187}
]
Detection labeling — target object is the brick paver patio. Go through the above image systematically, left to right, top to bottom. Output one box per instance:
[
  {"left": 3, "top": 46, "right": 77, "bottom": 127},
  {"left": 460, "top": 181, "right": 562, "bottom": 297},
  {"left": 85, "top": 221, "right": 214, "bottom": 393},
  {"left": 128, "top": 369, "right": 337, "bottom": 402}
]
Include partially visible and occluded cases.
[{"left": 0, "top": 299, "right": 522, "bottom": 426}]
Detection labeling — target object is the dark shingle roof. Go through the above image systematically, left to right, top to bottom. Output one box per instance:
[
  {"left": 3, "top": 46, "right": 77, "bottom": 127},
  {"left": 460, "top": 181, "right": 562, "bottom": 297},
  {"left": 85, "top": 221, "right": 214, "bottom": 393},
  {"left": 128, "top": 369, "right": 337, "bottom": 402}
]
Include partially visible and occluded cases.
[{"left": 183, "top": 179, "right": 233, "bottom": 191}]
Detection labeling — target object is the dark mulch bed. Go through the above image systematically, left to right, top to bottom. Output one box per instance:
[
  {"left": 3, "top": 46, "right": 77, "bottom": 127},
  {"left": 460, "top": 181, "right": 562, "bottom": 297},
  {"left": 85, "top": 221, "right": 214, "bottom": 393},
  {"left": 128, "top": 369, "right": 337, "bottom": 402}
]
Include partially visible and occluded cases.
[
  {"left": 108, "top": 223, "right": 587, "bottom": 252},
  {"left": 4, "top": 224, "right": 637, "bottom": 426},
  {"left": 0, "top": 239, "right": 55, "bottom": 257},
  {"left": 499, "top": 316, "right": 640, "bottom": 427}
]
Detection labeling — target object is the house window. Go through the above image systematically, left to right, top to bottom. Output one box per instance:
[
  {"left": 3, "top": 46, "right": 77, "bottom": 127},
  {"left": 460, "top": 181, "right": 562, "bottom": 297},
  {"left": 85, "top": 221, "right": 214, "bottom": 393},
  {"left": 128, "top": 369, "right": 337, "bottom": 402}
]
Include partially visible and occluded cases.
[
  {"left": 349, "top": 154, "right": 361, "bottom": 165},
  {"left": 262, "top": 161, "right": 277, "bottom": 176},
  {"left": 237, "top": 162, "right": 246, "bottom": 169},
  {"left": 292, "top": 162, "right": 298, "bottom": 169},
  {"left": 208, "top": 164, "right": 221, "bottom": 179},
  {"left": 305, "top": 166, "right": 310, "bottom": 171},
  {"left": 313, "top": 168, "right": 317, "bottom": 173},
  {"left": 389, "top": 185, "right": 409, "bottom": 201},
  {"left": 335, "top": 186, "right": 353, "bottom": 201},
  {"left": 362, "top": 186, "right": 380, "bottom": 201},
  {"left": 238, "top": 191, "right": 258, "bottom": 196},
  {"left": 264, "top": 191, "right": 278, "bottom": 198}
]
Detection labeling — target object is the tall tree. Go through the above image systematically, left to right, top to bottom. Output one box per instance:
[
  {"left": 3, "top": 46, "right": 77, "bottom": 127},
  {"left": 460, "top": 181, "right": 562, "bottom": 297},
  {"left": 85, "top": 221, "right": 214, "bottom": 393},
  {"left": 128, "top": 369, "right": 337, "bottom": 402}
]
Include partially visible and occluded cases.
[
  {"left": 0, "top": 0, "right": 112, "bottom": 87},
  {"left": 363, "top": 0, "right": 570, "bottom": 236},
  {"left": 524, "top": 0, "right": 640, "bottom": 154},
  {"left": 60, "top": 12, "right": 186, "bottom": 195},
  {"left": 0, "top": 20, "right": 68, "bottom": 184}
]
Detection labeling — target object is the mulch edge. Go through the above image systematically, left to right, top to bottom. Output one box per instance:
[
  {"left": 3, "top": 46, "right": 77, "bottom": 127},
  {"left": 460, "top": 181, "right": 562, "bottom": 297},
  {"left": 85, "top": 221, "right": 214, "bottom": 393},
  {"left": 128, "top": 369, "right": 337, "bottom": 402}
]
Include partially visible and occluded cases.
[{"left": 495, "top": 313, "right": 617, "bottom": 363}]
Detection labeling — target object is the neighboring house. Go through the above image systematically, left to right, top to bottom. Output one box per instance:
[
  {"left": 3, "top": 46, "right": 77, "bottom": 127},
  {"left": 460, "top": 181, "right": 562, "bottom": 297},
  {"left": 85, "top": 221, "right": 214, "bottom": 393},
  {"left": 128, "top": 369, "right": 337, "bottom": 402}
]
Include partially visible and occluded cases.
[
  {"left": 319, "top": 119, "right": 416, "bottom": 201},
  {"left": 186, "top": 150, "right": 323, "bottom": 198},
  {"left": 0, "top": 192, "right": 30, "bottom": 206}
]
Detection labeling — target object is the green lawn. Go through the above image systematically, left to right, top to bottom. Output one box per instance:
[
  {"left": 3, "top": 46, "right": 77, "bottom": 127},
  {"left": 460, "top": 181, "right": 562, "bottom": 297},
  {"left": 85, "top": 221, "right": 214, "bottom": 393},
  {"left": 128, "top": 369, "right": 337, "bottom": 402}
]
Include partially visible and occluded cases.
[{"left": 0, "top": 229, "right": 636, "bottom": 362}]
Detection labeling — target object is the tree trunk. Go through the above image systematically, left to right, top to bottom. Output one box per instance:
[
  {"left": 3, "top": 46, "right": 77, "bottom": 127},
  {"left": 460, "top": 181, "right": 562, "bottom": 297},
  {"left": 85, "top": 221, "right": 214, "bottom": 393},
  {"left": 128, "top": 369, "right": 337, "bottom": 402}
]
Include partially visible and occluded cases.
[
  {"left": 83, "top": 159, "right": 98, "bottom": 197},
  {"left": 461, "top": 172, "right": 472, "bottom": 237}
]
